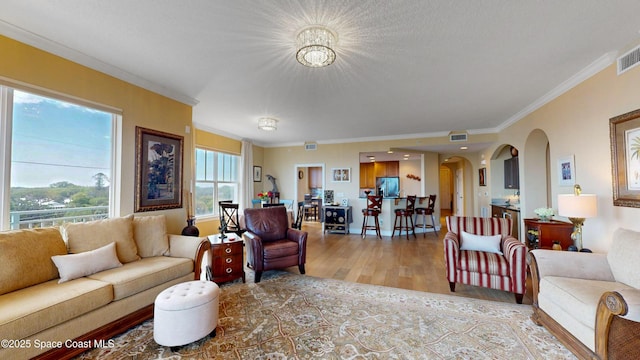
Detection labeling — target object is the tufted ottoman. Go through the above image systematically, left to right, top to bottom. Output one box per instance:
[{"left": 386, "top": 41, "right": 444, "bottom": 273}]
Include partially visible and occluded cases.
[{"left": 153, "top": 280, "right": 220, "bottom": 347}]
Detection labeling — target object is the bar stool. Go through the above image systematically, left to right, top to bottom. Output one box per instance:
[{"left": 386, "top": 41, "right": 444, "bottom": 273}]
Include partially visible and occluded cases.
[
  {"left": 415, "top": 194, "right": 438, "bottom": 237},
  {"left": 361, "top": 195, "right": 383, "bottom": 238},
  {"left": 392, "top": 195, "right": 416, "bottom": 239}
]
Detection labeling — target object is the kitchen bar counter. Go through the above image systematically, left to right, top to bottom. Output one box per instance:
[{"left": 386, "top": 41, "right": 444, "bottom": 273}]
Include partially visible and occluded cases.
[{"left": 359, "top": 197, "right": 438, "bottom": 236}]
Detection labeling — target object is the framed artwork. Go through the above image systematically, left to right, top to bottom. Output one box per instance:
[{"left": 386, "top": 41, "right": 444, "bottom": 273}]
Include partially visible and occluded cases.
[
  {"left": 610, "top": 108, "right": 640, "bottom": 207},
  {"left": 135, "top": 127, "right": 183, "bottom": 212},
  {"left": 557, "top": 155, "right": 576, "bottom": 187},
  {"left": 253, "top": 166, "right": 262, "bottom": 182},
  {"left": 479, "top": 167, "right": 486, "bottom": 186},
  {"left": 331, "top": 168, "right": 351, "bottom": 182}
]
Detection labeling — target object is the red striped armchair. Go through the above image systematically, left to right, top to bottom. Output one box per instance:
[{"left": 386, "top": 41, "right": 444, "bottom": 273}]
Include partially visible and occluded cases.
[{"left": 444, "top": 216, "right": 528, "bottom": 303}]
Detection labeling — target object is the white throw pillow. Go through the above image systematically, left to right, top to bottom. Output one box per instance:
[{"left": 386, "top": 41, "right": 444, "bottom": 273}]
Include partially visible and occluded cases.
[
  {"left": 459, "top": 230, "right": 503, "bottom": 255},
  {"left": 51, "top": 242, "right": 122, "bottom": 283}
]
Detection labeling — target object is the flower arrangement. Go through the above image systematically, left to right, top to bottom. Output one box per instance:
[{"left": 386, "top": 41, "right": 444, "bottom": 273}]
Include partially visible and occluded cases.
[
  {"left": 257, "top": 191, "right": 273, "bottom": 201},
  {"left": 534, "top": 207, "right": 554, "bottom": 219}
]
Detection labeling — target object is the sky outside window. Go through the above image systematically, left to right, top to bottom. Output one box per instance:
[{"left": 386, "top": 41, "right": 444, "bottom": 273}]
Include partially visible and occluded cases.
[{"left": 11, "top": 91, "right": 112, "bottom": 188}]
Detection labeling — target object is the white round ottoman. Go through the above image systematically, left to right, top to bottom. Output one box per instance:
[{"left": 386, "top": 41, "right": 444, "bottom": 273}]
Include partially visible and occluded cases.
[{"left": 154, "top": 280, "right": 220, "bottom": 347}]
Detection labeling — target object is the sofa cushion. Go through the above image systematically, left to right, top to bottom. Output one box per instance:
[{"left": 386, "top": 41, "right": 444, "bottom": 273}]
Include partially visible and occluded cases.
[
  {"left": 61, "top": 214, "right": 140, "bottom": 263},
  {"left": 134, "top": 215, "right": 169, "bottom": 258},
  {"left": 0, "top": 228, "right": 67, "bottom": 295},
  {"left": 607, "top": 228, "right": 640, "bottom": 288},
  {"left": 52, "top": 242, "right": 122, "bottom": 283},
  {"left": 458, "top": 250, "right": 509, "bottom": 276},
  {"left": 87, "top": 256, "right": 193, "bottom": 300},
  {"left": 540, "top": 276, "right": 633, "bottom": 330},
  {"left": 0, "top": 277, "right": 112, "bottom": 340}
]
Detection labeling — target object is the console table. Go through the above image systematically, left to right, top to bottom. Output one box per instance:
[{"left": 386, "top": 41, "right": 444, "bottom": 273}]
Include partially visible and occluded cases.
[
  {"left": 322, "top": 205, "right": 352, "bottom": 234},
  {"left": 524, "top": 218, "right": 574, "bottom": 250},
  {"left": 208, "top": 233, "right": 244, "bottom": 284}
]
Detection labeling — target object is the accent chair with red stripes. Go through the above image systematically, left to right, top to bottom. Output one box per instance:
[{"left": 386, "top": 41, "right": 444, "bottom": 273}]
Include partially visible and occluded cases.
[{"left": 444, "top": 216, "right": 528, "bottom": 303}]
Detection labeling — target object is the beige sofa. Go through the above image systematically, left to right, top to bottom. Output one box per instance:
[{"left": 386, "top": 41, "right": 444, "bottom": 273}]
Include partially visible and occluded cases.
[
  {"left": 0, "top": 214, "right": 209, "bottom": 360},
  {"left": 529, "top": 228, "right": 640, "bottom": 360}
]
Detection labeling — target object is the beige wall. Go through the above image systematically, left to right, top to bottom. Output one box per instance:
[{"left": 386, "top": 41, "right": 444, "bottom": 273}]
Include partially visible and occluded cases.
[
  {"left": 6, "top": 32, "right": 640, "bottom": 251},
  {"left": 0, "top": 35, "right": 193, "bottom": 234},
  {"left": 483, "top": 62, "right": 640, "bottom": 252},
  {"left": 263, "top": 140, "right": 451, "bottom": 232}
]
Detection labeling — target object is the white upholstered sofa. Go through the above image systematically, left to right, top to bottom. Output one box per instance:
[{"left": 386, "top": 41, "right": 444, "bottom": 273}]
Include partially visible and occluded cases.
[
  {"left": 0, "top": 214, "right": 209, "bottom": 360},
  {"left": 529, "top": 228, "right": 640, "bottom": 360}
]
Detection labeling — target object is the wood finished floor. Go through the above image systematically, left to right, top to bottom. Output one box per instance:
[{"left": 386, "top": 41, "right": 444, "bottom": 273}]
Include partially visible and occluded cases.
[{"left": 293, "top": 211, "right": 533, "bottom": 306}]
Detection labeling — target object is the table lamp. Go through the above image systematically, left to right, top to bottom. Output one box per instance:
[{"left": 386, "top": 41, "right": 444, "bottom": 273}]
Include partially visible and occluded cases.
[{"left": 558, "top": 185, "right": 597, "bottom": 252}]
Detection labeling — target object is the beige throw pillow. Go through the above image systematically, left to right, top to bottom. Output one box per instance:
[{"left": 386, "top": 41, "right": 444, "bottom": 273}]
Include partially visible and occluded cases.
[
  {"left": 61, "top": 214, "right": 140, "bottom": 263},
  {"left": 133, "top": 215, "right": 169, "bottom": 257},
  {"left": 52, "top": 242, "right": 122, "bottom": 283}
]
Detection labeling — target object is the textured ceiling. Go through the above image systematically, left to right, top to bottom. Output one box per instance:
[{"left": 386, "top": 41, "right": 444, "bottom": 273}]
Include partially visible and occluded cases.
[{"left": 1, "top": 0, "right": 640, "bottom": 151}]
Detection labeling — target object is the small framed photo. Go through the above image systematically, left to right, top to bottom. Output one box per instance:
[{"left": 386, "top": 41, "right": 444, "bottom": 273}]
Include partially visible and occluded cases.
[
  {"left": 557, "top": 155, "right": 576, "bottom": 187},
  {"left": 253, "top": 166, "right": 262, "bottom": 182},
  {"left": 479, "top": 167, "right": 486, "bottom": 186},
  {"left": 331, "top": 168, "right": 351, "bottom": 182}
]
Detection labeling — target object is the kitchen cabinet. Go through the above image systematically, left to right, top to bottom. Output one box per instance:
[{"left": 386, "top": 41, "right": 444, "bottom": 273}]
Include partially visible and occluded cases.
[
  {"left": 504, "top": 157, "right": 519, "bottom": 189},
  {"left": 360, "top": 161, "right": 399, "bottom": 191},
  {"left": 373, "top": 161, "right": 399, "bottom": 178},
  {"left": 359, "top": 163, "right": 375, "bottom": 188},
  {"left": 308, "top": 167, "right": 322, "bottom": 188}
]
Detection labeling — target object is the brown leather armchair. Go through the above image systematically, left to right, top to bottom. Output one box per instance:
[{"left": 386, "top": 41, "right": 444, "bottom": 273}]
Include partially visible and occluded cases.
[{"left": 242, "top": 206, "right": 308, "bottom": 283}]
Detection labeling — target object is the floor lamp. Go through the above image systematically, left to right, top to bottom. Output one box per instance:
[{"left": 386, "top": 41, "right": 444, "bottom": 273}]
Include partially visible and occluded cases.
[{"left": 558, "top": 185, "right": 597, "bottom": 252}]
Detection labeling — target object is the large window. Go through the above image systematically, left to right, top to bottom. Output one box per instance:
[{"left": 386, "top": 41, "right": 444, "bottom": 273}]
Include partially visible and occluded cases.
[
  {"left": 1, "top": 87, "right": 118, "bottom": 230},
  {"left": 195, "top": 148, "right": 239, "bottom": 217}
]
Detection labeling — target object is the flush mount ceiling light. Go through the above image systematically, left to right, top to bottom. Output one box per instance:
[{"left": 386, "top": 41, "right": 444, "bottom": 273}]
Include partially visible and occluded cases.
[
  {"left": 296, "top": 26, "right": 337, "bottom": 68},
  {"left": 258, "top": 117, "right": 278, "bottom": 131}
]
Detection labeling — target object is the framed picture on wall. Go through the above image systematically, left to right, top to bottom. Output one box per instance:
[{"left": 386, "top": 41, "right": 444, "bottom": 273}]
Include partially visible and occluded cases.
[
  {"left": 610, "top": 108, "right": 640, "bottom": 207},
  {"left": 135, "top": 127, "right": 183, "bottom": 212},
  {"left": 557, "top": 155, "right": 575, "bottom": 187},
  {"left": 253, "top": 166, "right": 262, "bottom": 182},
  {"left": 479, "top": 167, "right": 487, "bottom": 186},
  {"left": 331, "top": 168, "right": 351, "bottom": 182}
]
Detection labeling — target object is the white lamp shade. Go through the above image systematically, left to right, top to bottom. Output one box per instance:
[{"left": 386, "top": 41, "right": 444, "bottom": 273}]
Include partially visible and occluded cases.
[{"left": 558, "top": 194, "right": 597, "bottom": 218}]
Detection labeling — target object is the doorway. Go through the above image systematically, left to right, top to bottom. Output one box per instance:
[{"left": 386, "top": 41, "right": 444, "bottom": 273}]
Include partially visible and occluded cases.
[{"left": 294, "top": 163, "right": 325, "bottom": 212}]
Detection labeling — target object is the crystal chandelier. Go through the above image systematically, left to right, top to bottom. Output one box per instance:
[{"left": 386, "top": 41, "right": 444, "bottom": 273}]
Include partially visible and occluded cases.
[
  {"left": 296, "top": 26, "right": 336, "bottom": 68},
  {"left": 258, "top": 117, "right": 278, "bottom": 131}
]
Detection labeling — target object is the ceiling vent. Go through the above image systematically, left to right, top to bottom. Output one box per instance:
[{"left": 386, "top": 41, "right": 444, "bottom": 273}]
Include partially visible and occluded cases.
[
  {"left": 617, "top": 45, "right": 640, "bottom": 75},
  {"left": 449, "top": 132, "right": 468, "bottom": 142},
  {"left": 304, "top": 142, "right": 317, "bottom": 151}
]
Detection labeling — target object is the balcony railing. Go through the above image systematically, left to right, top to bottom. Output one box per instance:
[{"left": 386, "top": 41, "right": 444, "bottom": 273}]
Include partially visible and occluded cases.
[{"left": 9, "top": 206, "right": 109, "bottom": 230}]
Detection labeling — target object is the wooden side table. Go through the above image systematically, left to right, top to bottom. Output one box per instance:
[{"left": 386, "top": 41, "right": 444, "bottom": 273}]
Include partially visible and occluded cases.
[
  {"left": 524, "top": 218, "right": 574, "bottom": 250},
  {"left": 208, "top": 233, "right": 245, "bottom": 284}
]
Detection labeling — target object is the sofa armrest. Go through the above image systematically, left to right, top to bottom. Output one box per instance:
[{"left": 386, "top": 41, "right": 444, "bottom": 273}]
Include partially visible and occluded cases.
[
  {"left": 287, "top": 228, "right": 308, "bottom": 264},
  {"left": 242, "top": 231, "right": 264, "bottom": 272},
  {"left": 443, "top": 231, "right": 460, "bottom": 283},
  {"left": 168, "top": 235, "right": 210, "bottom": 280},
  {"left": 502, "top": 236, "right": 527, "bottom": 294},
  {"left": 595, "top": 289, "right": 640, "bottom": 359}
]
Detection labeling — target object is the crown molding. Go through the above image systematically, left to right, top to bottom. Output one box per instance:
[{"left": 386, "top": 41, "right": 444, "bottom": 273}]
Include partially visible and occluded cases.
[
  {"left": 0, "top": 20, "right": 199, "bottom": 106},
  {"left": 497, "top": 51, "right": 618, "bottom": 131}
]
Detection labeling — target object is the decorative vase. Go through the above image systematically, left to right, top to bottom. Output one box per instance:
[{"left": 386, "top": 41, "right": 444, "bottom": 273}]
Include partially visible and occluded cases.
[
  {"left": 539, "top": 216, "right": 550, "bottom": 222},
  {"left": 181, "top": 217, "right": 200, "bottom": 237},
  {"left": 552, "top": 241, "right": 562, "bottom": 251}
]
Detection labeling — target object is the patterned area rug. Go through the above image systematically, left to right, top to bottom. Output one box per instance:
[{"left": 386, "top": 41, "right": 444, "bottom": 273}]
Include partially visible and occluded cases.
[{"left": 77, "top": 271, "right": 575, "bottom": 359}]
